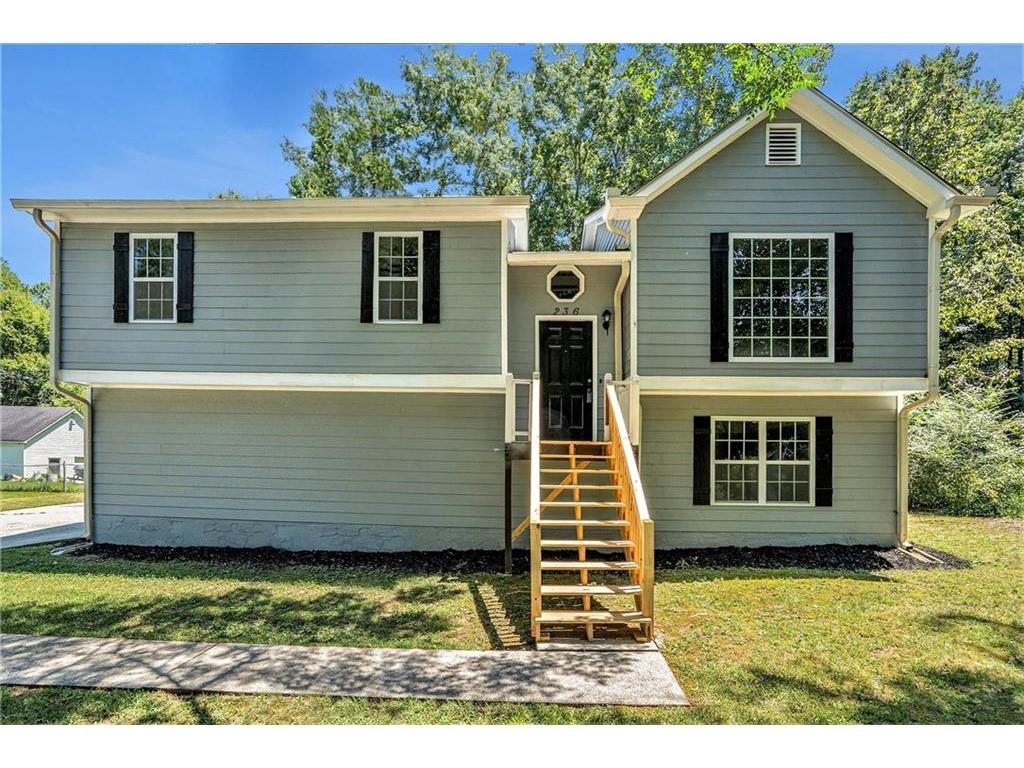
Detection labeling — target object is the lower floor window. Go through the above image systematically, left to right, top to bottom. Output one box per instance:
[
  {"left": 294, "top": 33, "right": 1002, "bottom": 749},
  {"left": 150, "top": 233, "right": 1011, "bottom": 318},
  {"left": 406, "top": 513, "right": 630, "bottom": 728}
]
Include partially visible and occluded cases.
[{"left": 712, "top": 417, "right": 814, "bottom": 505}]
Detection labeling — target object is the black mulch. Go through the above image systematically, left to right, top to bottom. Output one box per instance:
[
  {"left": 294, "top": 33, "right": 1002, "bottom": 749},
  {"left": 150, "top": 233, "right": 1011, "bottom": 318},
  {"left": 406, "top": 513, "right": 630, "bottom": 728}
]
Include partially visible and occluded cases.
[{"left": 58, "top": 540, "right": 969, "bottom": 574}]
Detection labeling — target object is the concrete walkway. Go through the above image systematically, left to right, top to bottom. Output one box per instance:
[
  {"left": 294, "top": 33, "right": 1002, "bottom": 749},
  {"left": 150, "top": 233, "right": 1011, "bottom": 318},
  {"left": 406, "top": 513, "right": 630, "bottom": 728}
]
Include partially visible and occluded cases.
[
  {"left": 0, "top": 503, "right": 84, "bottom": 548},
  {"left": 0, "top": 633, "right": 688, "bottom": 707}
]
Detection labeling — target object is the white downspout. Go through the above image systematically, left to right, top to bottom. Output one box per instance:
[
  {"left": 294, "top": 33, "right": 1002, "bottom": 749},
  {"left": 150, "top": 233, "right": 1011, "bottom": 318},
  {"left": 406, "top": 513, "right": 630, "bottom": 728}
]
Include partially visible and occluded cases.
[
  {"left": 896, "top": 205, "right": 960, "bottom": 545},
  {"left": 31, "top": 209, "right": 93, "bottom": 541},
  {"left": 606, "top": 216, "right": 631, "bottom": 381}
]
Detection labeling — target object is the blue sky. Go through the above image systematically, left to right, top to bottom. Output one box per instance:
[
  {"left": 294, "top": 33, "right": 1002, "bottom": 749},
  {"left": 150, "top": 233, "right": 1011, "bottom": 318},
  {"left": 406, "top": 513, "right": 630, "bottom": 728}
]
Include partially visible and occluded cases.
[{"left": 2, "top": 43, "right": 1020, "bottom": 283}]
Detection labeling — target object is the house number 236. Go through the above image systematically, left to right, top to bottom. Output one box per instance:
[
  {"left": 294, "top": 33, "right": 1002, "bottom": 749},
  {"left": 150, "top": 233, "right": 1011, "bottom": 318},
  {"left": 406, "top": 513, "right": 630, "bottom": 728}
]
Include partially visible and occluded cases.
[{"left": 552, "top": 306, "right": 581, "bottom": 315}]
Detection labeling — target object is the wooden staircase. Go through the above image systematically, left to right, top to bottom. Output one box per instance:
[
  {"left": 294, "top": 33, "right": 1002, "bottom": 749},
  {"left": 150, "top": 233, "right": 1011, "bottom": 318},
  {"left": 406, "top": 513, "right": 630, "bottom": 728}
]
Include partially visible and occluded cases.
[{"left": 527, "top": 376, "right": 654, "bottom": 642}]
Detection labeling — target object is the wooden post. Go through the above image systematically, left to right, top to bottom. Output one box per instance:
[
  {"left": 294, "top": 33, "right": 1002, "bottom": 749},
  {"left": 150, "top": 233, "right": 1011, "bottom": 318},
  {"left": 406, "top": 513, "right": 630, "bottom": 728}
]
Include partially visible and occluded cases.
[{"left": 504, "top": 448, "right": 513, "bottom": 574}]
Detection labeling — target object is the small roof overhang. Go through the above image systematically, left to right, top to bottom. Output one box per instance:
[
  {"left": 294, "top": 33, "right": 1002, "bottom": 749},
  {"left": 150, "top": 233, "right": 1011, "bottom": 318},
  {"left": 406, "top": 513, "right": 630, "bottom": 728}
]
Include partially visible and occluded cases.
[{"left": 10, "top": 196, "right": 532, "bottom": 225}]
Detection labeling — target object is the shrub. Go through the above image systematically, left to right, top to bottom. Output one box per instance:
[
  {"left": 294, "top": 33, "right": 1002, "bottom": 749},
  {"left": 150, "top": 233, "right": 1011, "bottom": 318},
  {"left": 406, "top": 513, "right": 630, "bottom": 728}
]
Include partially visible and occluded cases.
[{"left": 910, "top": 389, "right": 1024, "bottom": 517}]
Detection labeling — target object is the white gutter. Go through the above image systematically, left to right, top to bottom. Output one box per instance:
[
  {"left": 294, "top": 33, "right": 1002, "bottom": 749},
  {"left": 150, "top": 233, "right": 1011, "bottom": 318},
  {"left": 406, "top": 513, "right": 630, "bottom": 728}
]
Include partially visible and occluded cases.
[
  {"left": 895, "top": 203, "right": 968, "bottom": 544},
  {"left": 30, "top": 209, "right": 93, "bottom": 541}
]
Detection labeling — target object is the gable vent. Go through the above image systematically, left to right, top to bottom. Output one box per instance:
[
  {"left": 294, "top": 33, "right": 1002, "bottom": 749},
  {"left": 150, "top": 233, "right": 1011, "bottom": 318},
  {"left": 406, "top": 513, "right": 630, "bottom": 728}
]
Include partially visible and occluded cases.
[{"left": 766, "top": 123, "right": 801, "bottom": 165}]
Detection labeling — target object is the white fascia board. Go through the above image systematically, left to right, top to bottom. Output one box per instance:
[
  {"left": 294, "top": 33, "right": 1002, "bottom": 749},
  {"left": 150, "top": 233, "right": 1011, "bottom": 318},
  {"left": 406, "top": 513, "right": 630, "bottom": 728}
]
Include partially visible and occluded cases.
[
  {"left": 786, "top": 90, "right": 961, "bottom": 210},
  {"left": 632, "top": 111, "right": 767, "bottom": 202},
  {"left": 926, "top": 194, "right": 996, "bottom": 220},
  {"left": 11, "top": 197, "right": 531, "bottom": 225},
  {"left": 507, "top": 251, "right": 631, "bottom": 267},
  {"left": 62, "top": 370, "right": 507, "bottom": 393},
  {"left": 639, "top": 376, "right": 928, "bottom": 396}
]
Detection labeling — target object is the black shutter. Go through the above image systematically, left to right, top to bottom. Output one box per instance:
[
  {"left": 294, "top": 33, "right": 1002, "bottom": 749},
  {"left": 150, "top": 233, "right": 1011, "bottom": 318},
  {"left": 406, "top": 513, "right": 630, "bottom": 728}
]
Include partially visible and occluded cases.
[
  {"left": 423, "top": 230, "right": 440, "bottom": 324},
  {"left": 176, "top": 231, "right": 194, "bottom": 323},
  {"left": 113, "top": 232, "right": 130, "bottom": 323},
  {"left": 360, "top": 232, "right": 374, "bottom": 323},
  {"left": 709, "top": 232, "right": 730, "bottom": 362},
  {"left": 835, "top": 232, "right": 854, "bottom": 362},
  {"left": 693, "top": 415, "right": 711, "bottom": 505},
  {"left": 815, "top": 416, "right": 833, "bottom": 507}
]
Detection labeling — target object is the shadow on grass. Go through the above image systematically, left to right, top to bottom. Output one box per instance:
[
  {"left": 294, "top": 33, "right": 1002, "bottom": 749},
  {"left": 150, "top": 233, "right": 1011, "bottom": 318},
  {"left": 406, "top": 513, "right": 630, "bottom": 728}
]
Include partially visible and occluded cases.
[
  {"left": 2, "top": 585, "right": 453, "bottom": 648},
  {"left": 743, "top": 610, "right": 1024, "bottom": 724}
]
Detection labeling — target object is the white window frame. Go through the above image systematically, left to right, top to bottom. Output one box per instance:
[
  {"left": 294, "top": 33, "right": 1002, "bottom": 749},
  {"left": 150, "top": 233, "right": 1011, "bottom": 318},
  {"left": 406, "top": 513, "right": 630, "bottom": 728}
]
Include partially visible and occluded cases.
[
  {"left": 765, "top": 122, "right": 802, "bottom": 166},
  {"left": 373, "top": 231, "right": 423, "bottom": 324},
  {"left": 129, "top": 233, "right": 178, "bottom": 324},
  {"left": 728, "top": 233, "right": 835, "bottom": 363},
  {"left": 546, "top": 264, "right": 586, "bottom": 303},
  {"left": 710, "top": 416, "right": 816, "bottom": 507}
]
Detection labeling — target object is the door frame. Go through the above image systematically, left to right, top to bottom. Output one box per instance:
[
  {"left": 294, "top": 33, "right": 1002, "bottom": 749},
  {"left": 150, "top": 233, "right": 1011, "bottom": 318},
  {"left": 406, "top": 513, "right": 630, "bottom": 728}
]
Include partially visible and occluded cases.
[{"left": 534, "top": 315, "right": 599, "bottom": 440}]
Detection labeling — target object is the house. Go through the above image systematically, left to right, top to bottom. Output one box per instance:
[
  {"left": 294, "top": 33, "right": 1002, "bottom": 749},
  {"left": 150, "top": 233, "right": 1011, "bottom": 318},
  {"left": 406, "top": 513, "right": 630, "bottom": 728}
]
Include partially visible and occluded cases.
[
  {"left": 11, "top": 88, "right": 991, "bottom": 640},
  {"left": 1, "top": 406, "right": 85, "bottom": 480}
]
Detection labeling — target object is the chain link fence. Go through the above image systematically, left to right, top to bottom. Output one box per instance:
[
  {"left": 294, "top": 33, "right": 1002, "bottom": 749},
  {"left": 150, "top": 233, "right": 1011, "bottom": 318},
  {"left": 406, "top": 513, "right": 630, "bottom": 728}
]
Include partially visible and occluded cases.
[{"left": 2, "top": 461, "right": 85, "bottom": 489}]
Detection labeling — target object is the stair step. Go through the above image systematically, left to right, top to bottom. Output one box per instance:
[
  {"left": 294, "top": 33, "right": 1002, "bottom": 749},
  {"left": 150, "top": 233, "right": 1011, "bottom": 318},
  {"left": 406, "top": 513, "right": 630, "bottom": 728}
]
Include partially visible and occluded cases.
[
  {"left": 540, "top": 440, "right": 611, "bottom": 446},
  {"left": 541, "top": 454, "right": 610, "bottom": 461},
  {"left": 540, "top": 468, "right": 615, "bottom": 474},
  {"left": 540, "top": 484, "right": 621, "bottom": 491},
  {"left": 540, "top": 500, "right": 624, "bottom": 508},
  {"left": 539, "top": 519, "right": 630, "bottom": 528},
  {"left": 540, "top": 539, "right": 635, "bottom": 549},
  {"left": 541, "top": 560, "right": 639, "bottom": 571},
  {"left": 540, "top": 584, "right": 643, "bottom": 596},
  {"left": 538, "top": 610, "right": 651, "bottom": 625}
]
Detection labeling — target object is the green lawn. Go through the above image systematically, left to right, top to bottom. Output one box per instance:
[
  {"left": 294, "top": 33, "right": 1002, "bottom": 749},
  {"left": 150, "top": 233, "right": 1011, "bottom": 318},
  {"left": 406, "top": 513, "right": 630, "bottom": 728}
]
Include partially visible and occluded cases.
[
  {"left": 1, "top": 480, "right": 84, "bottom": 511},
  {"left": 1, "top": 514, "right": 1021, "bottom": 724}
]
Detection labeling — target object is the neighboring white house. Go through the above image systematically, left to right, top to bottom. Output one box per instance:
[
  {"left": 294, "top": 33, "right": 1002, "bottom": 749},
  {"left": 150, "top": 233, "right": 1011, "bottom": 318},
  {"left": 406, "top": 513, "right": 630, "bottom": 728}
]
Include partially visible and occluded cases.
[{"left": 0, "top": 406, "right": 85, "bottom": 480}]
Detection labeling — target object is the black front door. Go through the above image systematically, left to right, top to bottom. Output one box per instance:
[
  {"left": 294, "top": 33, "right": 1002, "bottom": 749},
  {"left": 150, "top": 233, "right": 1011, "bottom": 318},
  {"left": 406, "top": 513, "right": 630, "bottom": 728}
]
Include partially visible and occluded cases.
[{"left": 539, "top": 321, "right": 593, "bottom": 441}]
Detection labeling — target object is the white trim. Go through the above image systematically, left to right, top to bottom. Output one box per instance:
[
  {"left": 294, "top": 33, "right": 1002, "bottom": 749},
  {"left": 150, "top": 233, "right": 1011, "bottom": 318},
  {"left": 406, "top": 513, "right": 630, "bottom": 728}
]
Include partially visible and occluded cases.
[
  {"left": 627, "top": 89, "right": 960, "bottom": 211},
  {"left": 765, "top": 122, "right": 802, "bottom": 166},
  {"left": 11, "top": 196, "right": 532, "bottom": 225},
  {"left": 629, "top": 217, "right": 639, "bottom": 378},
  {"left": 500, "top": 219, "right": 509, "bottom": 375},
  {"left": 372, "top": 231, "right": 423, "bottom": 324},
  {"left": 128, "top": 233, "right": 177, "bottom": 324},
  {"left": 728, "top": 233, "right": 835, "bottom": 363},
  {"left": 507, "top": 251, "right": 630, "bottom": 267},
  {"left": 545, "top": 265, "right": 586, "bottom": 303},
  {"left": 534, "top": 315, "right": 599, "bottom": 439},
  {"left": 59, "top": 370, "right": 507, "bottom": 392},
  {"left": 640, "top": 376, "right": 927, "bottom": 396},
  {"left": 710, "top": 416, "right": 815, "bottom": 507}
]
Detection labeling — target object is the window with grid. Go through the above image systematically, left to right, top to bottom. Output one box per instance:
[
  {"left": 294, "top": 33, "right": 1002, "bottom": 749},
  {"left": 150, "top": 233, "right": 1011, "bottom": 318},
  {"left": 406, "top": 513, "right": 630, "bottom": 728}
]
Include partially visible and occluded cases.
[
  {"left": 375, "top": 233, "right": 421, "bottom": 322},
  {"left": 130, "top": 234, "right": 176, "bottom": 322},
  {"left": 730, "top": 235, "right": 832, "bottom": 360},
  {"left": 711, "top": 417, "right": 814, "bottom": 505}
]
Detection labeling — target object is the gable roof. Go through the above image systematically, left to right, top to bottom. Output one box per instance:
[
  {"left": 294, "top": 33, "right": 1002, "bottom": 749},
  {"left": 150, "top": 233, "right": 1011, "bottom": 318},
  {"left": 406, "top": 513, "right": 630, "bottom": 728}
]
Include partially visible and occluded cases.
[
  {"left": 583, "top": 87, "right": 991, "bottom": 250},
  {"left": 0, "top": 406, "right": 77, "bottom": 443}
]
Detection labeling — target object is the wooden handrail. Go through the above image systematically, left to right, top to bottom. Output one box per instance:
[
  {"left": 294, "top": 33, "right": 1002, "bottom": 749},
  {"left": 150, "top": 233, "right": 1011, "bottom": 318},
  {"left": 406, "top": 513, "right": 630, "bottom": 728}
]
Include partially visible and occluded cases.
[
  {"left": 528, "top": 372, "right": 542, "bottom": 639},
  {"left": 604, "top": 374, "right": 655, "bottom": 640}
]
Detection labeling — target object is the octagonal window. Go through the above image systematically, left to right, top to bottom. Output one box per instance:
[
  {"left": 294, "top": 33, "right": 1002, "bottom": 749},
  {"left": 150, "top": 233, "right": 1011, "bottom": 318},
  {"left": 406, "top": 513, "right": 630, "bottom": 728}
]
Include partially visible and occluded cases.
[{"left": 547, "top": 265, "right": 585, "bottom": 303}]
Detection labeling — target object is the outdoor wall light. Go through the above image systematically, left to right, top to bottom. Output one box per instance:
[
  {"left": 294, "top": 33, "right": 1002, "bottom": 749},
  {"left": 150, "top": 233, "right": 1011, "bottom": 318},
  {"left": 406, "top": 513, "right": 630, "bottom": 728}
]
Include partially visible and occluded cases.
[{"left": 601, "top": 309, "right": 612, "bottom": 334}]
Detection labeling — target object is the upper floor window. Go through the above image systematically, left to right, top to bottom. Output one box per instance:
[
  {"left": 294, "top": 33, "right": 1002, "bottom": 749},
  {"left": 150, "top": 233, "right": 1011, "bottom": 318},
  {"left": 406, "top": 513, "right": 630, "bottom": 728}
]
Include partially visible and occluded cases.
[
  {"left": 766, "top": 123, "right": 801, "bottom": 165},
  {"left": 374, "top": 232, "right": 422, "bottom": 323},
  {"left": 130, "top": 234, "right": 177, "bottom": 322},
  {"left": 729, "top": 234, "right": 833, "bottom": 361}
]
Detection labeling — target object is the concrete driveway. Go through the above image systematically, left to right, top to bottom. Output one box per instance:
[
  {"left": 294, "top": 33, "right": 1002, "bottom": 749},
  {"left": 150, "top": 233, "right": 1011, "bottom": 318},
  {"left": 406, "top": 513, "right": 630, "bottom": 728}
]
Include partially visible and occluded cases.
[{"left": 0, "top": 503, "right": 85, "bottom": 548}]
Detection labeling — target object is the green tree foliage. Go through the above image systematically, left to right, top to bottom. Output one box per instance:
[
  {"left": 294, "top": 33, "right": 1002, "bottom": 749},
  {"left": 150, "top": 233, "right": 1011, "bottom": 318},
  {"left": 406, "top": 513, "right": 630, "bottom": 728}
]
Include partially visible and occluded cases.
[
  {"left": 283, "top": 44, "right": 832, "bottom": 248},
  {"left": 847, "top": 47, "right": 1024, "bottom": 392},
  {"left": 0, "top": 259, "right": 80, "bottom": 407},
  {"left": 909, "top": 388, "right": 1024, "bottom": 517}
]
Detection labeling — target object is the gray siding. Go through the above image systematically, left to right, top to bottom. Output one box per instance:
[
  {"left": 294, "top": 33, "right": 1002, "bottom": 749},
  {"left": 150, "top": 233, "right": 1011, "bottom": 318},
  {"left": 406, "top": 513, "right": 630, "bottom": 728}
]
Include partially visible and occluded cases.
[
  {"left": 636, "top": 109, "right": 928, "bottom": 377},
  {"left": 61, "top": 222, "right": 502, "bottom": 374},
  {"left": 507, "top": 264, "right": 620, "bottom": 430},
  {"left": 622, "top": 275, "right": 631, "bottom": 378},
  {"left": 92, "top": 389, "right": 506, "bottom": 551},
  {"left": 640, "top": 394, "right": 898, "bottom": 547}
]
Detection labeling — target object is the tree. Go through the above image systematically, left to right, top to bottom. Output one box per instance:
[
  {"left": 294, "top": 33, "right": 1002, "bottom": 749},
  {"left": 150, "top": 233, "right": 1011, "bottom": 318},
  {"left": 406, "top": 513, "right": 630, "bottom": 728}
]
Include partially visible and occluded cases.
[
  {"left": 283, "top": 44, "right": 832, "bottom": 249},
  {"left": 846, "top": 48, "right": 1024, "bottom": 394},
  {"left": 0, "top": 259, "right": 80, "bottom": 407}
]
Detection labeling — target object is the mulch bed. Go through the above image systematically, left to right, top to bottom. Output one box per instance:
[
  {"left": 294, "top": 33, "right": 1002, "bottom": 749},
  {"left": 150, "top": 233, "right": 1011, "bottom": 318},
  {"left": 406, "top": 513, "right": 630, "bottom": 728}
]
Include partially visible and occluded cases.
[{"left": 56, "top": 540, "right": 969, "bottom": 573}]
